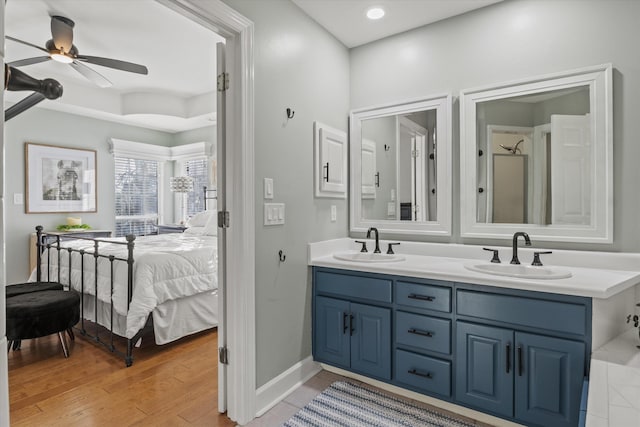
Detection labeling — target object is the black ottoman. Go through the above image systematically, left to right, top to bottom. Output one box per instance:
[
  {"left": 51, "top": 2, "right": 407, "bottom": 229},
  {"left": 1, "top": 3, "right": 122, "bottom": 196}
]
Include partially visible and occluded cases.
[
  {"left": 6, "top": 282, "right": 63, "bottom": 298},
  {"left": 6, "top": 289, "right": 80, "bottom": 357}
]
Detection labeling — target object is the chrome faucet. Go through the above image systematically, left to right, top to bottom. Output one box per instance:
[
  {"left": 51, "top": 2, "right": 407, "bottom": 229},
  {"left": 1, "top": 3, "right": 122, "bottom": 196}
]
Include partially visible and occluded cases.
[
  {"left": 366, "top": 227, "right": 381, "bottom": 253},
  {"left": 510, "top": 232, "right": 531, "bottom": 265}
]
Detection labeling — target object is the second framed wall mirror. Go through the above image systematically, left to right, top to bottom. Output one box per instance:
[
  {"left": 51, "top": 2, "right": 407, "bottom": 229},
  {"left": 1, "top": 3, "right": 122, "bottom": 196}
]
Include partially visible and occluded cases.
[
  {"left": 460, "top": 64, "right": 613, "bottom": 243},
  {"left": 350, "top": 94, "right": 452, "bottom": 236}
]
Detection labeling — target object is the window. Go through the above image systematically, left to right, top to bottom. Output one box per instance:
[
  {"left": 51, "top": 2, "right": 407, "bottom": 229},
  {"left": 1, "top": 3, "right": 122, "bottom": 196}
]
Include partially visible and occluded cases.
[
  {"left": 115, "top": 157, "right": 159, "bottom": 237},
  {"left": 184, "top": 158, "right": 209, "bottom": 217}
]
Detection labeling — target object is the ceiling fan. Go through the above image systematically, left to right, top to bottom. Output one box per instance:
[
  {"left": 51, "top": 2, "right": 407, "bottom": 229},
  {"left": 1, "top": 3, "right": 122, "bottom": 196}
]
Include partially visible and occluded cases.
[{"left": 6, "top": 15, "right": 148, "bottom": 88}]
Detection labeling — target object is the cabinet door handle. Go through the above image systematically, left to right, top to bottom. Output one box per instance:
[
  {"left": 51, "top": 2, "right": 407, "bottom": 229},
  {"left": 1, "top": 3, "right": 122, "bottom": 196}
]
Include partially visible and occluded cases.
[
  {"left": 323, "top": 162, "right": 329, "bottom": 182},
  {"left": 408, "top": 294, "right": 435, "bottom": 302},
  {"left": 343, "top": 313, "right": 348, "bottom": 334},
  {"left": 349, "top": 314, "right": 355, "bottom": 336},
  {"left": 408, "top": 328, "right": 434, "bottom": 338},
  {"left": 506, "top": 343, "right": 511, "bottom": 374},
  {"left": 518, "top": 345, "right": 523, "bottom": 376},
  {"left": 408, "top": 369, "right": 433, "bottom": 379}
]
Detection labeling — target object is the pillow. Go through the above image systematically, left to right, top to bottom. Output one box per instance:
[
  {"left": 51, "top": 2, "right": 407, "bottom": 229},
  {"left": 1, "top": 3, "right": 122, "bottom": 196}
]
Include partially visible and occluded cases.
[
  {"left": 186, "top": 210, "right": 214, "bottom": 227},
  {"left": 203, "top": 212, "right": 218, "bottom": 236},
  {"left": 184, "top": 226, "right": 206, "bottom": 236}
]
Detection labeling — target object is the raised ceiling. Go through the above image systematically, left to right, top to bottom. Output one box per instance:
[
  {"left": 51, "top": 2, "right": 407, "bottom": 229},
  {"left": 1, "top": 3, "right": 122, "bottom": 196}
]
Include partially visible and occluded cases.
[
  {"left": 4, "top": 0, "right": 224, "bottom": 133},
  {"left": 291, "top": 0, "right": 503, "bottom": 48}
]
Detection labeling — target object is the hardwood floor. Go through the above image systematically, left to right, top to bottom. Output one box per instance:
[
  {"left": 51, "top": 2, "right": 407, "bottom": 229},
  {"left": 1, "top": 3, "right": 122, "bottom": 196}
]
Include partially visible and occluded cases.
[{"left": 8, "top": 328, "right": 235, "bottom": 426}]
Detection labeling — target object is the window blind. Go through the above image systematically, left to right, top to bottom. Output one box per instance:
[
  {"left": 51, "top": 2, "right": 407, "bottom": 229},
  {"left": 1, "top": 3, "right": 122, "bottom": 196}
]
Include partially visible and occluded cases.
[
  {"left": 114, "top": 157, "right": 159, "bottom": 237},
  {"left": 185, "top": 158, "right": 209, "bottom": 217}
]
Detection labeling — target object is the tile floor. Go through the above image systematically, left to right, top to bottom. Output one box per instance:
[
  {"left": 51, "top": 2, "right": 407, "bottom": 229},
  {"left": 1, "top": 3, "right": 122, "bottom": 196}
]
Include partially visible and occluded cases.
[{"left": 244, "top": 370, "right": 496, "bottom": 426}]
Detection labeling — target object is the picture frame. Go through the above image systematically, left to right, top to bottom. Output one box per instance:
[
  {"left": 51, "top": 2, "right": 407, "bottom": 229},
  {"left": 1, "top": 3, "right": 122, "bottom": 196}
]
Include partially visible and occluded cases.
[{"left": 25, "top": 142, "right": 97, "bottom": 213}]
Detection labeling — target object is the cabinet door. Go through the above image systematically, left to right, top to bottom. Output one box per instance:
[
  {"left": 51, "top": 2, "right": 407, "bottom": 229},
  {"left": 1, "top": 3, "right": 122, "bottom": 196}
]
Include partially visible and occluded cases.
[
  {"left": 314, "top": 122, "right": 347, "bottom": 198},
  {"left": 314, "top": 296, "right": 350, "bottom": 369},
  {"left": 350, "top": 302, "right": 391, "bottom": 380},
  {"left": 455, "top": 322, "right": 514, "bottom": 417},
  {"left": 515, "top": 332, "right": 585, "bottom": 427}
]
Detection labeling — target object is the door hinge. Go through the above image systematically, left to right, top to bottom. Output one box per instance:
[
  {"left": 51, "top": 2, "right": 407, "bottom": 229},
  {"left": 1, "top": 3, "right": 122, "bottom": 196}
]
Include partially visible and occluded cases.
[
  {"left": 217, "top": 72, "right": 229, "bottom": 92},
  {"left": 218, "top": 210, "right": 230, "bottom": 228},
  {"left": 219, "top": 346, "right": 229, "bottom": 365}
]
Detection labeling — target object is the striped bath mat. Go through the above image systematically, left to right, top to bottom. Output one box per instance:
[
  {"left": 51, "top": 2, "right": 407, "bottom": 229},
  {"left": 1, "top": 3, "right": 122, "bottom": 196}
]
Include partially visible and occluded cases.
[{"left": 283, "top": 381, "right": 475, "bottom": 427}]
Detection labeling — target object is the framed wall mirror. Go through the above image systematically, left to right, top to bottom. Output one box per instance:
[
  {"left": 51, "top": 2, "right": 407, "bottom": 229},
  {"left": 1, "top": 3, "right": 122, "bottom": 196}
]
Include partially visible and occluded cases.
[
  {"left": 460, "top": 64, "right": 612, "bottom": 243},
  {"left": 350, "top": 94, "right": 452, "bottom": 236}
]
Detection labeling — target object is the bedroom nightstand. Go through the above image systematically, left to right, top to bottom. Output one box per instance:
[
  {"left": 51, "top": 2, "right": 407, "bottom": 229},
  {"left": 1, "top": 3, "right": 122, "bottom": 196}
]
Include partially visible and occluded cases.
[
  {"left": 157, "top": 224, "right": 188, "bottom": 234},
  {"left": 29, "top": 229, "right": 113, "bottom": 275}
]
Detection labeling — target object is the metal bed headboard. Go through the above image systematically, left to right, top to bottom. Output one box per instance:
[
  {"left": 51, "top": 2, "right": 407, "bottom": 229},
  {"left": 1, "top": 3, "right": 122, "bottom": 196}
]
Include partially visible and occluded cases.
[{"left": 203, "top": 185, "right": 217, "bottom": 210}]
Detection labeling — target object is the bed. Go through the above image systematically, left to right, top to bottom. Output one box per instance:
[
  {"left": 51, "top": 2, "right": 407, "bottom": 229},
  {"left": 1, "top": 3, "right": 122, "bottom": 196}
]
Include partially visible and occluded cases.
[{"left": 30, "top": 210, "right": 219, "bottom": 366}]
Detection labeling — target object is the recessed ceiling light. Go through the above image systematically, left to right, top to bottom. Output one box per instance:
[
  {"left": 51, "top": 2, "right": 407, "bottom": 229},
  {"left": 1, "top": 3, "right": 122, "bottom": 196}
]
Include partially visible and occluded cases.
[{"left": 366, "top": 7, "right": 385, "bottom": 20}]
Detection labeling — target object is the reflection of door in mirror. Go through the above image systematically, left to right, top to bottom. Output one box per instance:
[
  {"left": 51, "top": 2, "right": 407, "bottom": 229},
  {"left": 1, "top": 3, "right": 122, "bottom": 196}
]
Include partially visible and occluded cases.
[
  {"left": 477, "top": 86, "right": 590, "bottom": 225},
  {"left": 360, "top": 110, "right": 437, "bottom": 222}
]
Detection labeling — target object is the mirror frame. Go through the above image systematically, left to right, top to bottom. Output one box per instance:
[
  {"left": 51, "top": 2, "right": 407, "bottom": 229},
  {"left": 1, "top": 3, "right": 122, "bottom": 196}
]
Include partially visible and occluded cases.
[
  {"left": 460, "top": 64, "right": 613, "bottom": 243},
  {"left": 350, "top": 94, "right": 452, "bottom": 236}
]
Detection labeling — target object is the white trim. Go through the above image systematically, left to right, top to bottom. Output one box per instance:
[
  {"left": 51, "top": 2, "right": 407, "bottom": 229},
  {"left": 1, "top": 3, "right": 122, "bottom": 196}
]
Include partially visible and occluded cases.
[
  {"left": 156, "top": 1, "right": 256, "bottom": 424},
  {"left": 460, "top": 63, "right": 613, "bottom": 243},
  {"left": 109, "top": 138, "right": 172, "bottom": 161},
  {"left": 171, "top": 141, "right": 214, "bottom": 160},
  {"left": 255, "top": 356, "right": 321, "bottom": 417}
]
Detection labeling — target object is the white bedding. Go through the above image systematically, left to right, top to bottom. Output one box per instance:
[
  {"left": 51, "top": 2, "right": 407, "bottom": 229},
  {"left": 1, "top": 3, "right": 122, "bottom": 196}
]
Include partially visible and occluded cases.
[{"left": 31, "top": 233, "right": 218, "bottom": 338}]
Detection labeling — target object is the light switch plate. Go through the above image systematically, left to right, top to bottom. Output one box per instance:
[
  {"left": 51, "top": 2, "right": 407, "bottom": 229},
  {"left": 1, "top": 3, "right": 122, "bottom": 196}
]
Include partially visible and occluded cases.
[
  {"left": 264, "top": 178, "right": 274, "bottom": 199},
  {"left": 13, "top": 193, "right": 23, "bottom": 205},
  {"left": 264, "top": 203, "right": 285, "bottom": 225}
]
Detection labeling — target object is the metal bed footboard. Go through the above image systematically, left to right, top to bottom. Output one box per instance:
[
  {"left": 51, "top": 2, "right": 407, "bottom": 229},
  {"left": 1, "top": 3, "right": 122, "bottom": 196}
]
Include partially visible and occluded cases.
[{"left": 34, "top": 225, "right": 140, "bottom": 366}]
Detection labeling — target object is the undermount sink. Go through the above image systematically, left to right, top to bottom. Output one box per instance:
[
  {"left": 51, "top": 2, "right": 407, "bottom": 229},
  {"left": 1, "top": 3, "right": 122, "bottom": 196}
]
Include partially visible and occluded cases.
[
  {"left": 333, "top": 252, "right": 405, "bottom": 263},
  {"left": 465, "top": 263, "right": 572, "bottom": 280}
]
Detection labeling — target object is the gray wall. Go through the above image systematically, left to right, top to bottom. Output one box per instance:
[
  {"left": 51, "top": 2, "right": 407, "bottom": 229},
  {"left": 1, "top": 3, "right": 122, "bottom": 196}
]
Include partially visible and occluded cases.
[
  {"left": 222, "top": 0, "right": 350, "bottom": 387},
  {"left": 350, "top": 0, "right": 640, "bottom": 252},
  {"left": 3, "top": 108, "right": 200, "bottom": 284}
]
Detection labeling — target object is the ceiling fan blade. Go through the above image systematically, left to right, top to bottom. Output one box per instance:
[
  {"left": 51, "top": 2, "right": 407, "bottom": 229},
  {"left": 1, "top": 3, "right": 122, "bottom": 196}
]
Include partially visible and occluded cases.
[
  {"left": 51, "top": 15, "right": 74, "bottom": 53},
  {"left": 6, "top": 35, "right": 49, "bottom": 53},
  {"left": 77, "top": 55, "right": 148, "bottom": 75},
  {"left": 8, "top": 57, "right": 51, "bottom": 67},
  {"left": 70, "top": 60, "right": 112, "bottom": 88},
  {"left": 5, "top": 93, "right": 46, "bottom": 121}
]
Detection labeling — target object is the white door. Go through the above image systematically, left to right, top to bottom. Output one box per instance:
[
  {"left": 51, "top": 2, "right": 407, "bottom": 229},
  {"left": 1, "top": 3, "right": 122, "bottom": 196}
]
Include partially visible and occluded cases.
[
  {"left": 216, "top": 41, "right": 227, "bottom": 413},
  {"left": 550, "top": 114, "right": 591, "bottom": 225},
  {"left": 318, "top": 126, "right": 347, "bottom": 196},
  {"left": 361, "top": 139, "right": 377, "bottom": 199}
]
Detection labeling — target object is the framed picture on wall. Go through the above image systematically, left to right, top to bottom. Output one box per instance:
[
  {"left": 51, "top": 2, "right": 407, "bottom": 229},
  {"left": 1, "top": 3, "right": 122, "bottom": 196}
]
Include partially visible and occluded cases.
[{"left": 25, "top": 142, "right": 97, "bottom": 213}]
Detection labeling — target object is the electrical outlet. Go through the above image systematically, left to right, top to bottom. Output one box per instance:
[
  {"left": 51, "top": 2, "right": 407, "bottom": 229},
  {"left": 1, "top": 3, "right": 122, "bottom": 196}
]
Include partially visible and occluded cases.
[
  {"left": 13, "top": 193, "right": 23, "bottom": 205},
  {"left": 331, "top": 205, "right": 337, "bottom": 222}
]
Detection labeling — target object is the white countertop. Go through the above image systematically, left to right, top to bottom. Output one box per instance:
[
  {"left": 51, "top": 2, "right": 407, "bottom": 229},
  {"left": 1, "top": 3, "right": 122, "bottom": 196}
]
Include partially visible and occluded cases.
[
  {"left": 309, "top": 239, "right": 640, "bottom": 299},
  {"left": 587, "top": 329, "right": 640, "bottom": 426}
]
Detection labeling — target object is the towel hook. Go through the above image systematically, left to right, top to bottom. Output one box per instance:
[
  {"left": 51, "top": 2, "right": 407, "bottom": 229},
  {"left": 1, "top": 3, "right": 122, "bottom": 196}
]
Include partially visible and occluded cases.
[
  {"left": 286, "top": 108, "right": 295, "bottom": 119},
  {"left": 278, "top": 250, "right": 286, "bottom": 262}
]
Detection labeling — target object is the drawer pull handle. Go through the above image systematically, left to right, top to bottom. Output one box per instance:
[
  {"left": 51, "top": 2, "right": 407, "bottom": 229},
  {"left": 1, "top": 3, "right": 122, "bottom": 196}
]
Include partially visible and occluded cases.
[
  {"left": 408, "top": 294, "right": 435, "bottom": 302},
  {"left": 343, "top": 313, "right": 349, "bottom": 334},
  {"left": 408, "top": 328, "right": 434, "bottom": 338},
  {"left": 506, "top": 343, "right": 511, "bottom": 374},
  {"left": 518, "top": 345, "right": 524, "bottom": 376},
  {"left": 408, "top": 369, "right": 433, "bottom": 379}
]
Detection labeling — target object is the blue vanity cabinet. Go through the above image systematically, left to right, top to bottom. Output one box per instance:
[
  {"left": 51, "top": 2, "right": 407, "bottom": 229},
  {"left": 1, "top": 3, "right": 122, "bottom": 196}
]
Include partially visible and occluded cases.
[
  {"left": 313, "top": 270, "right": 392, "bottom": 381},
  {"left": 456, "top": 288, "right": 590, "bottom": 427},
  {"left": 456, "top": 322, "right": 514, "bottom": 417}
]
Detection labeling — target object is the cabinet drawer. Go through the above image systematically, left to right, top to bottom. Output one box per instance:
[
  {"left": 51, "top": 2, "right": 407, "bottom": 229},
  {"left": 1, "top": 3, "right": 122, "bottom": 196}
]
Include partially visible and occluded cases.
[
  {"left": 315, "top": 271, "right": 392, "bottom": 303},
  {"left": 396, "top": 281, "right": 451, "bottom": 313},
  {"left": 457, "top": 290, "right": 587, "bottom": 336},
  {"left": 396, "top": 311, "right": 451, "bottom": 355},
  {"left": 395, "top": 349, "right": 451, "bottom": 397}
]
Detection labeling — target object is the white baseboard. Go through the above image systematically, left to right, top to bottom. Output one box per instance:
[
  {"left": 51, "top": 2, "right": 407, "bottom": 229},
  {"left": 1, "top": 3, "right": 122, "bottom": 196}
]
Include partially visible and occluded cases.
[{"left": 255, "top": 356, "right": 321, "bottom": 417}]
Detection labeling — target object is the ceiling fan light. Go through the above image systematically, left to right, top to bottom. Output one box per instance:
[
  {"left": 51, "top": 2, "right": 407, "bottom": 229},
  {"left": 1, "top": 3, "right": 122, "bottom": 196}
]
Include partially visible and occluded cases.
[
  {"left": 366, "top": 7, "right": 385, "bottom": 20},
  {"left": 51, "top": 52, "right": 73, "bottom": 64}
]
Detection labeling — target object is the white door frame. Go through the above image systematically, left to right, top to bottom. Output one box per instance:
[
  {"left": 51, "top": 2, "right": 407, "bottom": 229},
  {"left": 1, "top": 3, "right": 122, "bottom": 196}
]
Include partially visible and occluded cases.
[
  {"left": 0, "top": 1, "right": 255, "bottom": 424},
  {"left": 155, "top": 2, "right": 256, "bottom": 425}
]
